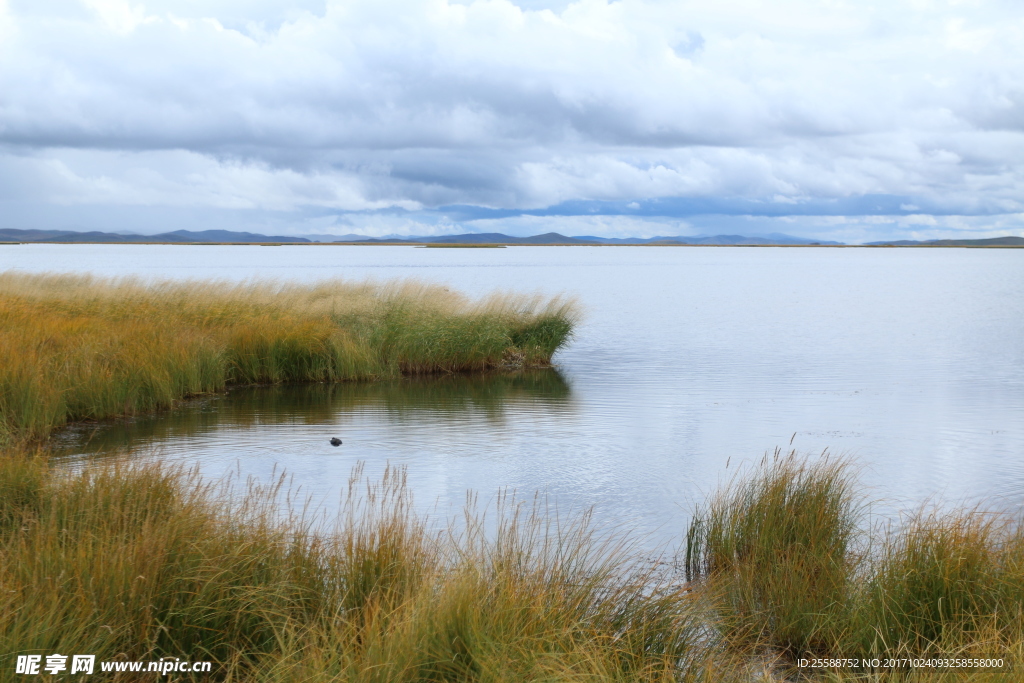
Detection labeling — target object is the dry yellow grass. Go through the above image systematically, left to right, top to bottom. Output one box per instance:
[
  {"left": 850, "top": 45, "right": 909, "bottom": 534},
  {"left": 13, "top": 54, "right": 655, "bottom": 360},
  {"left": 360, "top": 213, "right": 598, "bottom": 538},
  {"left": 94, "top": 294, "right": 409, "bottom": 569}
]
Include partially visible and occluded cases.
[
  {"left": 0, "top": 272, "right": 577, "bottom": 445},
  {"left": 1, "top": 446, "right": 1020, "bottom": 681},
  {"left": 0, "top": 454, "right": 709, "bottom": 682}
]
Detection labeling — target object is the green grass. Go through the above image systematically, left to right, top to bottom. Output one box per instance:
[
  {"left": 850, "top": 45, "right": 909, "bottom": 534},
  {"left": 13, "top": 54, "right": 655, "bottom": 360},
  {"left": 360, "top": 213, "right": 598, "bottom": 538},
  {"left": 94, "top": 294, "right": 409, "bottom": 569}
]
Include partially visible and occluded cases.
[
  {"left": 0, "top": 273, "right": 577, "bottom": 446},
  {"left": 1, "top": 446, "right": 1021, "bottom": 681},
  {"left": 685, "top": 449, "right": 862, "bottom": 656},
  {"left": 685, "top": 451, "right": 1024, "bottom": 676},
  {"left": 0, "top": 454, "right": 710, "bottom": 682},
  {"left": 850, "top": 507, "right": 1024, "bottom": 658}
]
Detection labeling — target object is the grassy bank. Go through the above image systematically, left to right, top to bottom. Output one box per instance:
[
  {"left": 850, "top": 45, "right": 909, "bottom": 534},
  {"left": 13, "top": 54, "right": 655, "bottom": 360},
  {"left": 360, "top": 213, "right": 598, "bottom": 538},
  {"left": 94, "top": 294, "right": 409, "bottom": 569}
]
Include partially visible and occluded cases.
[
  {"left": 0, "top": 272, "right": 577, "bottom": 446},
  {"left": 1, "top": 450, "right": 1021, "bottom": 681},
  {"left": 686, "top": 450, "right": 1024, "bottom": 679},
  {"left": 0, "top": 454, "right": 710, "bottom": 682}
]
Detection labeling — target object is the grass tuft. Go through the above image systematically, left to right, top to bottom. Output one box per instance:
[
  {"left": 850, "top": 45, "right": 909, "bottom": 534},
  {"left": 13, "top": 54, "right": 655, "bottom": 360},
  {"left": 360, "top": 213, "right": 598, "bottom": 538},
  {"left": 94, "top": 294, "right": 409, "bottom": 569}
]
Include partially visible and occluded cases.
[
  {"left": 685, "top": 449, "right": 861, "bottom": 656},
  {"left": 686, "top": 450, "right": 1024, "bottom": 675},
  {"left": 851, "top": 507, "right": 1024, "bottom": 657}
]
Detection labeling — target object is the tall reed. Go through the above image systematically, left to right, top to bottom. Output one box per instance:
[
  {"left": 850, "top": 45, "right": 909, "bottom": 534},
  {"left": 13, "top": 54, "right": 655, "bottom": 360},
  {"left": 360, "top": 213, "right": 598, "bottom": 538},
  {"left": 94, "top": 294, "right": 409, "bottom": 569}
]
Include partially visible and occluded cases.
[
  {"left": 0, "top": 273, "right": 577, "bottom": 445},
  {"left": 685, "top": 449, "right": 861, "bottom": 656},
  {"left": 686, "top": 451, "right": 1024, "bottom": 673},
  {"left": 0, "top": 453, "right": 708, "bottom": 682},
  {"left": 849, "top": 507, "right": 1024, "bottom": 658}
]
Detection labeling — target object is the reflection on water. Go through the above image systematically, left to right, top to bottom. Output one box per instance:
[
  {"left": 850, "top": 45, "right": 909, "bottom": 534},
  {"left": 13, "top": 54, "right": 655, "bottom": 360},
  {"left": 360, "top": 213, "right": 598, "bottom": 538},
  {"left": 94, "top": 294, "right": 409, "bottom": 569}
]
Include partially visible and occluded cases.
[{"left": 54, "top": 369, "right": 572, "bottom": 458}]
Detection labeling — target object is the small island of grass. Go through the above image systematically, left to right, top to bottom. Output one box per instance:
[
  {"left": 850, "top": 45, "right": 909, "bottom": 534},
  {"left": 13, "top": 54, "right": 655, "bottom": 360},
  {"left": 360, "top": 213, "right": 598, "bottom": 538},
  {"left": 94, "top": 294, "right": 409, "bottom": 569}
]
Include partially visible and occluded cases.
[{"left": 0, "top": 272, "right": 577, "bottom": 446}]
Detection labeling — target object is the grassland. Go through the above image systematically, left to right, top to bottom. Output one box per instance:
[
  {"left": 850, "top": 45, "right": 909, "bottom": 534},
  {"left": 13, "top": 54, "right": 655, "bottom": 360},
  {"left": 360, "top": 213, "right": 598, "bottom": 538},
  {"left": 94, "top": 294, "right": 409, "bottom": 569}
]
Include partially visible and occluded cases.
[{"left": 0, "top": 272, "right": 576, "bottom": 446}]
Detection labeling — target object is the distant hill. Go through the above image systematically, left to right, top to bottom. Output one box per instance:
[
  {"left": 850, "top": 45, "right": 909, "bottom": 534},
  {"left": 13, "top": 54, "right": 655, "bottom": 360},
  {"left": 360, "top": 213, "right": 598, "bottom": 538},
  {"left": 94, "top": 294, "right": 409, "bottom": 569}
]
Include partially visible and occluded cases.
[
  {"left": 37, "top": 226, "right": 1024, "bottom": 246},
  {"left": 0, "top": 227, "right": 841, "bottom": 245},
  {"left": 5, "top": 227, "right": 1021, "bottom": 247},
  {"left": 0, "top": 228, "right": 310, "bottom": 243},
  {"left": 0, "top": 228, "right": 116, "bottom": 242},
  {"left": 159, "top": 229, "right": 310, "bottom": 243},
  {"left": 36, "top": 231, "right": 191, "bottom": 243},
  {"left": 316, "top": 232, "right": 593, "bottom": 245},
  {"left": 326, "top": 232, "right": 842, "bottom": 245},
  {"left": 418, "top": 232, "right": 596, "bottom": 245},
  {"left": 570, "top": 232, "right": 841, "bottom": 245},
  {"left": 866, "top": 236, "right": 1024, "bottom": 247}
]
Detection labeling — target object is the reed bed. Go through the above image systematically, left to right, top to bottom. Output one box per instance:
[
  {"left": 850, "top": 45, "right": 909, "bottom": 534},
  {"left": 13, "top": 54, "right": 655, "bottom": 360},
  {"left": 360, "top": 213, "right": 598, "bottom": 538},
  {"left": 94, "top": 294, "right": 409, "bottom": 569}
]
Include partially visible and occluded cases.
[
  {"left": 0, "top": 272, "right": 577, "bottom": 446},
  {"left": 1, "top": 447, "right": 1022, "bottom": 680},
  {"left": 686, "top": 450, "right": 1024, "bottom": 678},
  {"left": 0, "top": 453, "right": 713, "bottom": 682}
]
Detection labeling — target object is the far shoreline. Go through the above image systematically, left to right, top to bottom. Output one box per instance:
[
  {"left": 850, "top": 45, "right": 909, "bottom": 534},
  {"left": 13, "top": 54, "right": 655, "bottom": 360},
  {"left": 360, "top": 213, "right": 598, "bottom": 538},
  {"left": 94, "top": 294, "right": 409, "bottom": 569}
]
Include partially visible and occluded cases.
[{"left": 2, "top": 241, "right": 1022, "bottom": 248}]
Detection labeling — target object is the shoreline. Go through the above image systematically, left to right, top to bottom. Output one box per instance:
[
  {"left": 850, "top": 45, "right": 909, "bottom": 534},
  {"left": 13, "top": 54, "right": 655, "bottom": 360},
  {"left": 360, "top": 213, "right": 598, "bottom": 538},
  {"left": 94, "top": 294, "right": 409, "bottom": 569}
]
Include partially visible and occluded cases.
[{"left": 2, "top": 241, "right": 1023, "bottom": 248}]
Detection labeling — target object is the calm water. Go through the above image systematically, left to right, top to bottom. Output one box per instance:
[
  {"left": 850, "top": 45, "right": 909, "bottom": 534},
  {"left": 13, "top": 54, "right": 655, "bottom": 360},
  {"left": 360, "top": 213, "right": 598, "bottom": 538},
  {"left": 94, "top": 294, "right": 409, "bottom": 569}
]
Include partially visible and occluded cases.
[{"left": 3, "top": 244, "right": 1023, "bottom": 546}]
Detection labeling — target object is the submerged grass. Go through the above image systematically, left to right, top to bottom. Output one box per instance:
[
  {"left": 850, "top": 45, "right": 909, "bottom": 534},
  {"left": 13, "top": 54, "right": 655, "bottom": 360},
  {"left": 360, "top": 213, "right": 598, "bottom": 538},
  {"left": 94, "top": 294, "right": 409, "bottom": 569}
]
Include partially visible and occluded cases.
[{"left": 0, "top": 272, "right": 577, "bottom": 445}]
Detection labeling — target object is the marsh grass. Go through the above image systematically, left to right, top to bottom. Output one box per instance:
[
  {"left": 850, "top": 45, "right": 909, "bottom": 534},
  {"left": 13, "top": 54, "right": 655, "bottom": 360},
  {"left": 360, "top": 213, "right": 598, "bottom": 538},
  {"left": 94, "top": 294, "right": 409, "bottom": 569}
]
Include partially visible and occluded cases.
[
  {"left": 1, "top": 261, "right": 1018, "bottom": 683},
  {"left": 0, "top": 272, "right": 577, "bottom": 445},
  {"left": 2, "top": 446, "right": 1022, "bottom": 681},
  {"left": 685, "top": 449, "right": 862, "bottom": 656},
  {"left": 686, "top": 451, "right": 1024, "bottom": 674},
  {"left": 0, "top": 454, "right": 711, "bottom": 682},
  {"left": 849, "top": 507, "right": 1024, "bottom": 658}
]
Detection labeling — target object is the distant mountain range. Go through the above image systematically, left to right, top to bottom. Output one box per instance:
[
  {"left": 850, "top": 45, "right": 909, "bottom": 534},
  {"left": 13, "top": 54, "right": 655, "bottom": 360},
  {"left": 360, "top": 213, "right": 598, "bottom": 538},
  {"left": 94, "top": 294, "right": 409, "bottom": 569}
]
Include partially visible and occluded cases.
[
  {"left": 2, "top": 227, "right": 1021, "bottom": 246},
  {"left": 0, "top": 228, "right": 843, "bottom": 245},
  {"left": 0, "top": 228, "right": 311, "bottom": 243},
  {"left": 302, "top": 231, "right": 843, "bottom": 245},
  {"left": 572, "top": 233, "right": 842, "bottom": 245},
  {"left": 865, "top": 236, "right": 1024, "bottom": 247}
]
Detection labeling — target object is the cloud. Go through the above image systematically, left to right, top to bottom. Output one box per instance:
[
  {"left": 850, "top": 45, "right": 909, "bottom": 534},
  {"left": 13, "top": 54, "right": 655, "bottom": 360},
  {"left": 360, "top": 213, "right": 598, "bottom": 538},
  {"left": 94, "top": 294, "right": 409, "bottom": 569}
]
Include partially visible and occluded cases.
[
  {"left": 1, "top": 0, "right": 1023, "bottom": 241},
  {"left": 0, "top": 147, "right": 422, "bottom": 211}
]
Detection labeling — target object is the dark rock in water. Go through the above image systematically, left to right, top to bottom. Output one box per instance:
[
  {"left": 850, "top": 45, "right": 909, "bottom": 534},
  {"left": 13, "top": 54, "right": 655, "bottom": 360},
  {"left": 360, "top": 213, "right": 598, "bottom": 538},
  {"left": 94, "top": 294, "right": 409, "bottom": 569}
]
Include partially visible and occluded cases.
[{"left": 330, "top": 437, "right": 342, "bottom": 446}]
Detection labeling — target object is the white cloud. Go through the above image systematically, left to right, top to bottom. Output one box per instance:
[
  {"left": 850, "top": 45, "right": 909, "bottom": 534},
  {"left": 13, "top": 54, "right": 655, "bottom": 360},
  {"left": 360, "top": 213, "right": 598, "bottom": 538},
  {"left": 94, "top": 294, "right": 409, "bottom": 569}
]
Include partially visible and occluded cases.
[
  {"left": 0, "top": 0, "right": 1023, "bottom": 239},
  {"left": 81, "top": 0, "right": 150, "bottom": 34},
  {"left": 0, "top": 148, "right": 421, "bottom": 211}
]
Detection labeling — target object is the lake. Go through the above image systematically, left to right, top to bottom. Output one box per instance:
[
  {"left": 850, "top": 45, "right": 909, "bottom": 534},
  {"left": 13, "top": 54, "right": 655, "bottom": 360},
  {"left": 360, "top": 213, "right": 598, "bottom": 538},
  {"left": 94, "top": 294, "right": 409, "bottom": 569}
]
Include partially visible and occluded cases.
[{"left": 3, "top": 243, "right": 1023, "bottom": 548}]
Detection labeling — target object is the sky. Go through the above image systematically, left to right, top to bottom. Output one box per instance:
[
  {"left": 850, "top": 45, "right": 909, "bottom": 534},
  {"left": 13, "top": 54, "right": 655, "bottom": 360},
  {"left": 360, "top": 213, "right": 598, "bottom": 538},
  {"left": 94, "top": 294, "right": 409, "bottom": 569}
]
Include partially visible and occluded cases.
[{"left": 1, "top": 0, "right": 1022, "bottom": 243}]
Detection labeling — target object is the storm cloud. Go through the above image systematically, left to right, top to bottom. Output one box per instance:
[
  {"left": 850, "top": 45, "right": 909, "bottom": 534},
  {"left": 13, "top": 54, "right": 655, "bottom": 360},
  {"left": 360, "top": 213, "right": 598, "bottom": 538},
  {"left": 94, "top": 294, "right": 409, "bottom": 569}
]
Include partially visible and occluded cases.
[{"left": 1, "top": 0, "right": 1022, "bottom": 241}]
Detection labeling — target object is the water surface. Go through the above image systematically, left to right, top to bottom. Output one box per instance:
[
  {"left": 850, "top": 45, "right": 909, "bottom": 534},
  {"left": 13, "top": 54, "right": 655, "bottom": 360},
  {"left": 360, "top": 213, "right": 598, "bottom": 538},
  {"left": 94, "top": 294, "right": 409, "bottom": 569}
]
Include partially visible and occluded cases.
[{"left": 4, "top": 244, "right": 1023, "bottom": 546}]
